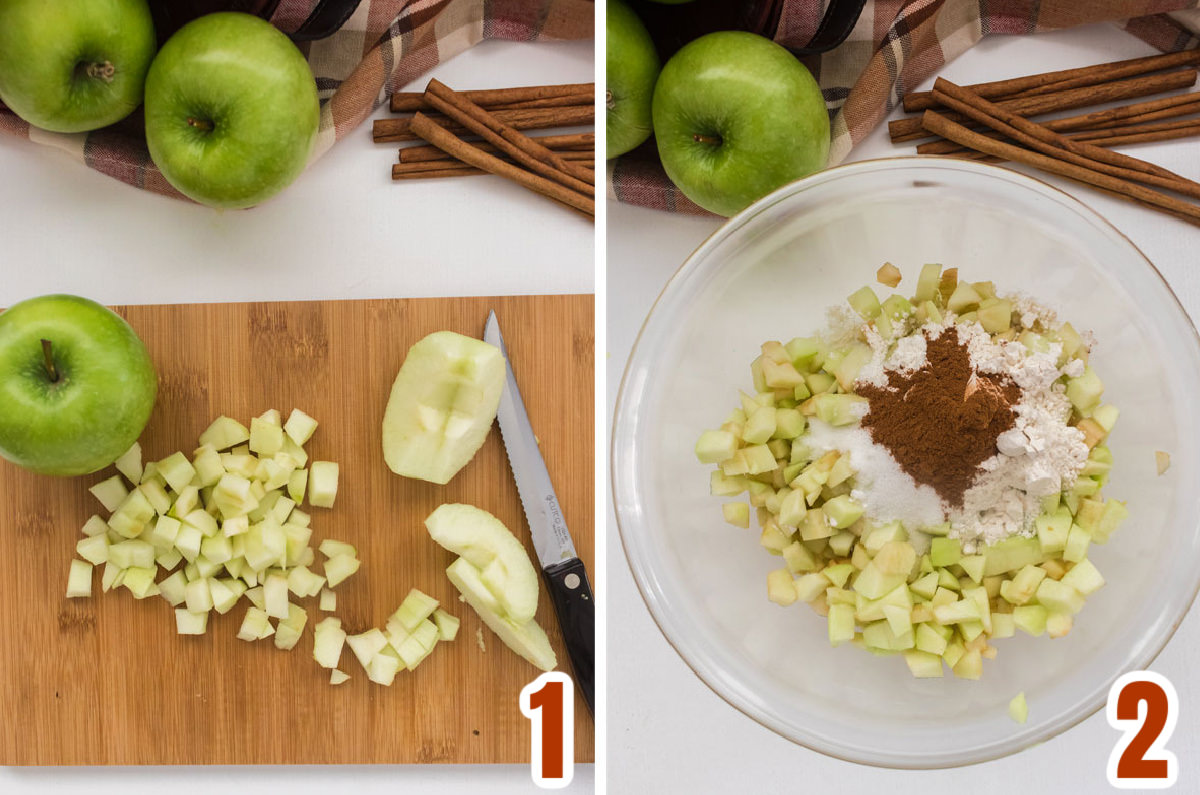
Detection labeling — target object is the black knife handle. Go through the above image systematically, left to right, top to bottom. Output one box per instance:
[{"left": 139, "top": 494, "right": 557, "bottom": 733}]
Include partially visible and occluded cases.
[{"left": 543, "top": 558, "right": 595, "bottom": 715}]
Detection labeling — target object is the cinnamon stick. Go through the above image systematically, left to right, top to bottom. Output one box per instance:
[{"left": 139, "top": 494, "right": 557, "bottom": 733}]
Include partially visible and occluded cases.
[
  {"left": 902, "top": 50, "right": 1200, "bottom": 111},
  {"left": 889, "top": 69, "right": 1198, "bottom": 142},
  {"left": 423, "top": 78, "right": 594, "bottom": 189},
  {"left": 930, "top": 78, "right": 1197, "bottom": 195},
  {"left": 390, "top": 82, "right": 594, "bottom": 113},
  {"left": 372, "top": 105, "right": 594, "bottom": 143},
  {"left": 920, "top": 110, "right": 1200, "bottom": 225},
  {"left": 408, "top": 113, "right": 594, "bottom": 217},
  {"left": 924, "top": 119, "right": 1200, "bottom": 161},
  {"left": 399, "top": 132, "right": 594, "bottom": 163},
  {"left": 394, "top": 150, "right": 593, "bottom": 172},
  {"left": 392, "top": 162, "right": 595, "bottom": 179}
]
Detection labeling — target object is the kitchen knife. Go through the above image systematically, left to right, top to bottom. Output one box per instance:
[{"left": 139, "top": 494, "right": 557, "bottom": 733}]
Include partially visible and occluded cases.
[{"left": 484, "top": 311, "right": 595, "bottom": 714}]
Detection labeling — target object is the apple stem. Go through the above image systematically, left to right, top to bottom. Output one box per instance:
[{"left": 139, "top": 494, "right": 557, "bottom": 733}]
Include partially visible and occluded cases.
[
  {"left": 85, "top": 61, "right": 116, "bottom": 83},
  {"left": 605, "top": 89, "right": 615, "bottom": 110},
  {"left": 187, "top": 118, "right": 215, "bottom": 132},
  {"left": 692, "top": 133, "right": 722, "bottom": 147},
  {"left": 40, "top": 339, "right": 59, "bottom": 383}
]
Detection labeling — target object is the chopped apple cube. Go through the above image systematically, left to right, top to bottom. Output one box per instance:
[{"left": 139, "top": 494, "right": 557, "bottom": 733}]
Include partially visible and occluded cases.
[
  {"left": 283, "top": 408, "right": 319, "bottom": 446},
  {"left": 199, "top": 416, "right": 250, "bottom": 450},
  {"left": 249, "top": 416, "right": 284, "bottom": 457},
  {"left": 114, "top": 442, "right": 143, "bottom": 485},
  {"left": 1156, "top": 450, "right": 1171, "bottom": 475},
  {"left": 156, "top": 452, "right": 197, "bottom": 493},
  {"left": 307, "top": 461, "right": 339, "bottom": 508},
  {"left": 89, "top": 476, "right": 129, "bottom": 512},
  {"left": 722, "top": 502, "right": 750, "bottom": 528},
  {"left": 76, "top": 534, "right": 109, "bottom": 566},
  {"left": 324, "top": 554, "right": 360, "bottom": 588},
  {"left": 1061, "top": 558, "right": 1105, "bottom": 595},
  {"left": 66, "top": 559, "right": 93, "bottom": 598},
  {"left": 287, "top": 565, "right": 326, "bottom": 598},
  {"left": 123, "top": 566, "right": 158, "bottom": 599},
  {"left": 158, "top": 570, "right": 188, "bottom": 606},
  {"left": 264, "top": 573, "right": 289, "bottom": 619},
  {"left": 274, "top": 603, "right": 308, "bottom": 651},
  {"left": 1013, "top": 604, "right": 1048, "bottom": 636},
  {"left": 237, "top": 606, "right": 272, "bottom": 641},
  {"left": 433, "top": 608, "right": 460, "bottom": 641},
  {"left": 175, "top": 609, "right": 209, "bottom": 635},
  {"left": 313, "top": 617, "right": 347, "bottom": 668},
  {"left": 346, "top": 629, "right": 389, "bottom": 669},
  {"left": 903, "top": 650, "right": 944, "bottom": 678},
  {"left": 367, "top": 651, "right": 403, "bottom": 685},
  {"left": 330, "top": 669, "right": 350, "bottom": 685},
  {"left": 1009, "top": 692, "right": 1028, "bottom": 724}
]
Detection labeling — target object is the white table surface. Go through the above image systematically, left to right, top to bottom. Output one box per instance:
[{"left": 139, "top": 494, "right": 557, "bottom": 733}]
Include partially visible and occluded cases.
[
  {"left": 607, "top": 22, "right": 1200, "bottom": 794},
  {"left": 0, "top": 38, "right": 595, "bottom": 795}
]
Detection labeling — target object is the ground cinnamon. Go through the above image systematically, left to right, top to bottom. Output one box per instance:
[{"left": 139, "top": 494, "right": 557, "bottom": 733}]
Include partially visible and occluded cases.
[{"left": 857, "top": 327, "right": 1019, "bottom": 507}]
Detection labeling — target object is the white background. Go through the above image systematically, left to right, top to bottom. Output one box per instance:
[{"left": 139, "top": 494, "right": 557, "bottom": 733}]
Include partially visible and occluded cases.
[
  {"left": 607, "top": 22, "right": 1200, "bottom": 794},
  {"left": 0, "top": 38, "right": 595, "bottom": 795}
]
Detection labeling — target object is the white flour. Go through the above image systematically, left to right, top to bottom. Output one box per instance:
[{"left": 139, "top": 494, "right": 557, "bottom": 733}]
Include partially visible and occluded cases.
[{"left": 813, "top": 303, "right": 1090, "bottom": 551}]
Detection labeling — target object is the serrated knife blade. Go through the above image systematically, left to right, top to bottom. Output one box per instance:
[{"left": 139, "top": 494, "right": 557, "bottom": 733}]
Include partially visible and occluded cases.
[{"left": 484, "top": 311, "right": 594, "bottom": 714}]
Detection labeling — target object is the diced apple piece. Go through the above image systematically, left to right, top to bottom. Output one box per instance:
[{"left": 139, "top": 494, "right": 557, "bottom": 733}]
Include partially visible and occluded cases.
[
  {"left": 876, "top": 262, "right": 901, "bottom": 287},
  {"left": 914, "top": 263, "right": 942, "bottom": 303},
  {"left": 947, "top": 282, "right": 982, "bottom": 314},
  {"left": 847, "top": 286, "right": 880, "bottom": 320},
  {"left": 977, "top": 300, "right": 1012, "bottom": 333},
  {"left": 1065, "top": 367, "right": 1104, "bottom": 414},
  {"left": 812, "top": 393, "right": 867, "bottom": 426},
  {"left": 283, "top": 409, "right": 318, "bottom": 446},
  {"left": 249, "top": 415, "right": 284, "bottom": 457},
  {"left": 199, "top": 416, "right": 250, "bottom": 451},
  {"left": 695, "top": 430, "right": 737, "bottom": 464},
  {"left": 114, "top": 442, "right": 143, "bottom": 485},
  {"left": 1156, "top": 450, "right": 1171, "bottom": 475},
  {"left": 156, "top": 452, "right": 197, "bottom": 493},
  {"left": 307, "top": 461, "right": 339, "bottom": 508},
  {"left": 285, "top": 468, "right": 308, "bottom": 504},
  {"left": 89, "top": 476, "right": 129, "bottom": 512},
  {"left": 822, "top": 495, "right": 863, "bottom": 529},
  {"left": 720, "top": 502, "right": 749, "bottom": 529},
  {"left": 75, "top": 534, "right": 109, "bottom": 566},
  {"left": 929, "top": 537, "right": 961, "bottom": 567},
  {"left": 324, "top": 554, "right": 361, "bottom": 588},
  {"left": 445, "top": 557, "right": 556, "bottom": 671},
  {"left": 1061, "top": 558, "right": 1105, "bottom": 596},
  {"left": 65, "top": 559, "right": 93, "bottom": 598},
  {"left": 766, "top": 569, "right": 797, "bottom": 606},
  {"left": 157, "top": 570, "right": 188, "bottom": 606},
  {"left": 264, "top": 573, "right": 290, "bottom": 619},
  {"left": 1035, "top": 579, "right": 1085, "bottom": 615},
  {"left": 392, "top": 588, "right": 440, "bottom": 632},
  {"left": 316, "top": 589, "right": 337, "bottom": 613},
  {"left": 933, "top": 599, "right": 981, "bottom": 625},
  {"left": 274, "top": 603, "right": 308, "bottom": 651},
  {"left": 827, "top": 603, "right": 855, "bottom": 646},
  {"left": 1013, "top": 604, "right": 1048, "bottom": 636},
  {"left": 235, "top": 606, "right": 270, "bottom": 641},
  {"left": 433, "top": 608, "right": 460, "bottom": 641},
  {"left": 175, "top": 609, "right": 209, "bottom": 635},
  {"left": 1047, "top": 612, "right": 1074, "bottom": 638},
  {"left": 312, "top": 617, "right": 347, "bottom": 668},
  {"left": 862, "top": 620, "right": 913, "bottom": 651},
  {"left": 915, "top": 623, "right": 948, "bottom": 655},
  {"left": 346, "top": 628, "right": 389, "bottom": 669},
  {"left": 952, "top": 648, "right": 983, "bottom": 680},
  {"left": 903, "top": 650, "right": 944, "bottom": 678},
  {"left": 365, "top": 651, "right": 403, "bottom": 686},
  {"left": 330, "top": 669, "right": 350, "bottom": 685},
  {"left": 1009, "top": 692, "right": 1028, "bottom": 724}
]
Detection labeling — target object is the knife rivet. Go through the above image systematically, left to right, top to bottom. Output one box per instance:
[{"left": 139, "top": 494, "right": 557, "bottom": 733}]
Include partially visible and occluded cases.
[{"left": 564, "top": 573, "right": 580, "bottom": 590}]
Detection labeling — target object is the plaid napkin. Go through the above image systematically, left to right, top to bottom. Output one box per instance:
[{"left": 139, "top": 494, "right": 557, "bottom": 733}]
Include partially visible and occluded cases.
[
  {"left": 0, "top": 0, "right": 593, "bottom": 201},
  {"left": 608, "top": 0, "right": 1200, "bottom": 215}
]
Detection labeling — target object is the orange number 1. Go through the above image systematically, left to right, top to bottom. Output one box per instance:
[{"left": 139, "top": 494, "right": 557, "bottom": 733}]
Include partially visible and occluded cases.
[
  {"left": 521, "top": 671, "right": 575, "bottom": 788},
  {"left": 1107, "top": 671, "right": 1178, "bottom": 789}
]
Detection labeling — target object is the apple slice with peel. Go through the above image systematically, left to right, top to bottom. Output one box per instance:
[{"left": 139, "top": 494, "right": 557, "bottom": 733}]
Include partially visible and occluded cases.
[
  {"left": 382, "top": 331, "right": 505, "bottom": 485},
  {"left": 425, "top": 504, "right": 538, "bottom": 624},
  {"left": 446, "top": 557, "right": 556, "bottom": 672}
]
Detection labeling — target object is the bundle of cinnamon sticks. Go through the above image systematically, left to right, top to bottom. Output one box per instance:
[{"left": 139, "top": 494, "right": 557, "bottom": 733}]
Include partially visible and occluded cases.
[
  {"left": 891, "top": 51, "right": 1200, "bottom": 224},
  {"left": 374, "top": 81, "right": 596, "bottom": 218}
]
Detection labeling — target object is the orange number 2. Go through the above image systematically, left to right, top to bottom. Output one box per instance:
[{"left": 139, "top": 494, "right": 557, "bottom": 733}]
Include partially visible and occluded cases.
[
  {"left": 521, "top": 671, "right": 575, "bottom": 789},
  {"left": 1107, "top": 671, "right": 1178, "bottom": 789}
]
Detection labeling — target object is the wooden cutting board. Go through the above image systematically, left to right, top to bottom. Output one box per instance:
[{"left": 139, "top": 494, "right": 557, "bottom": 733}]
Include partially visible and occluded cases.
[{"left": 0, "top": 295, "right": 594, "bottom": 765}]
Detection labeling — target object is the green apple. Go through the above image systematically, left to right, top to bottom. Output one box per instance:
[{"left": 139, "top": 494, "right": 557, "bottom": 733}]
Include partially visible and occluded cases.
[
  {"left": 0, "top": 0, "right": 156, "bottom": 133},
  {"left": 605, "top": 0, "right": 660, "bottom": 158},
  {"left": 143, "top": 12, "right": 320, "bottom": 210},
  {"left": 652, "top": 31, "right": 830, "bottom": 216},
  {"left": 0, "top": 295, "right": 157, "bottom": 477}
]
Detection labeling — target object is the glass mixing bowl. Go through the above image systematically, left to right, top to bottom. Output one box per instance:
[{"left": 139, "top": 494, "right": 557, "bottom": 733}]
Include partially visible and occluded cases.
[{"left": 611, "top": 158, "right": 1200, "bottom": 768}]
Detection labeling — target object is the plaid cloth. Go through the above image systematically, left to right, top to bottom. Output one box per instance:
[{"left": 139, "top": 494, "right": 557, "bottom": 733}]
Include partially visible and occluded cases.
[
  {"left": 0, "top": 0, "right": 593, "bottom": 201},
  {"left": 608, "top": 0, "right": 1200, "bottom": 215}
]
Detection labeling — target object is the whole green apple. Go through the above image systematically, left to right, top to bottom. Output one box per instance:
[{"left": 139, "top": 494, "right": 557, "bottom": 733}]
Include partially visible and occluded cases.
[
  {"left": 0, "top": 0, "right": 156, "bottom": 133},
  {"left": 606, "top": 0, "right": 660, "bottom": 158},
  {"left": 144, "top": 12, "right": 320, "bottom": 210},
  {"left": 652, "top": 31, "right": 830, "bottom": 216},
  {"left": 0, "top": 295, "right": 157, "bottom": 477}
]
